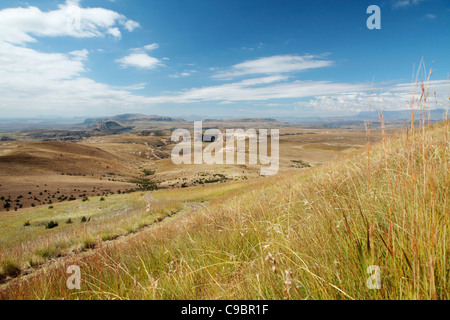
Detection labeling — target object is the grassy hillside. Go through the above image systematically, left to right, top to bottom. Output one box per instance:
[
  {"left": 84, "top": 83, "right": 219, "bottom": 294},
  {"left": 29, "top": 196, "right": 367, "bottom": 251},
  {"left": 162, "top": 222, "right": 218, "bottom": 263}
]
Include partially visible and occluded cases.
[
  {"left": 0, "top": 120, "right": 448, "bottom": 300},
  {"left": 0, "top": 141, "right": 136, "bottom": 176}
]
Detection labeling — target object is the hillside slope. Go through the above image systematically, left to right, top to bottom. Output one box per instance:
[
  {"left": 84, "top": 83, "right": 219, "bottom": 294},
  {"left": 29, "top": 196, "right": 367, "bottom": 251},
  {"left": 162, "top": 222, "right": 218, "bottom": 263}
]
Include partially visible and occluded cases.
[
  {"left": 1, "top": 121, "right": 448, "bottom": 300},
  {"left": 0, "top": 141, "right": 137, "bottom": 176}
]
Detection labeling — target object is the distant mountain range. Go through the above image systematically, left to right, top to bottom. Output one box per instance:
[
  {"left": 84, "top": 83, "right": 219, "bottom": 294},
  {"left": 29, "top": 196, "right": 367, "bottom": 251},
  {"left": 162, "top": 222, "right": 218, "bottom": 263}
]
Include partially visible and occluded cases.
[
  {"left": 0, "top": 109, "right": 447, "bottom": 132},
  {"left": 279, "top": 109, "right": 447, "bottom": 124},
  {"left": 354, "top": 109, "right": 447, "bottom": 121},
  {"left": 82, "top": 114, "right": 185, "bottom": 125}
]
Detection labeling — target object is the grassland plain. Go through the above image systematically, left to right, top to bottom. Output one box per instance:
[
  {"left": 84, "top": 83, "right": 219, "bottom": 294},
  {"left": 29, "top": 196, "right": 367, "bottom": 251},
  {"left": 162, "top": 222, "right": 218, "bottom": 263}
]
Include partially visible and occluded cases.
[
  {"left": 0, "top": 117, "right": 447, "bottom": 300},
  {"left": 0, "top": 192, "right": 182, "bottom": 280}
]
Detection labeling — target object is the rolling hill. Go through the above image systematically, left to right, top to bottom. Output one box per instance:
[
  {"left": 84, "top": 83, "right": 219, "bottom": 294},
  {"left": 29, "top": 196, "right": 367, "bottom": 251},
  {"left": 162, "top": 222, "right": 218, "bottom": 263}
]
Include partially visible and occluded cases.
[{"left": 0, "top": 141, "right": 136, "bottom": 176}]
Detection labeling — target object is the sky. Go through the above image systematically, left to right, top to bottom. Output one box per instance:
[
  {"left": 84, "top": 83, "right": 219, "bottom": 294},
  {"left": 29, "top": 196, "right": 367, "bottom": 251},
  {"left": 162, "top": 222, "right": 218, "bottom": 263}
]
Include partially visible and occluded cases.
[{"left": 0, "top": 0, "right": 449, "bottom": 119}]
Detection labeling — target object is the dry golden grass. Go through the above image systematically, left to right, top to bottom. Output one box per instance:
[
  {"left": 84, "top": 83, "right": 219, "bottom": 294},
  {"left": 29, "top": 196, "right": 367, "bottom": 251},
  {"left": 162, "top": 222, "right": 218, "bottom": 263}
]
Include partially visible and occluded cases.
[
  {"left": 1, "top": 116, "right": 447, "bottom": 299},
  {"left": 0, "top": 192, "right": 182, "bottom": 281}
]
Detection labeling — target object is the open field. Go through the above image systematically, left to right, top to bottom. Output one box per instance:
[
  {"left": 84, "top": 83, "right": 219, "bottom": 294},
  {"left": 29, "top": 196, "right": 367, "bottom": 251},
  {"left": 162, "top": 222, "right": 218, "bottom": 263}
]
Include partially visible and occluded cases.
[
  {"left": 0, "top": 117, "right": 447, "bottom": 299},
  {"left": 0, "top": 124, "right": 400, "bottom": 212},
  {"left": 0, "top": 179, "right": 262, "bottom": 287}
]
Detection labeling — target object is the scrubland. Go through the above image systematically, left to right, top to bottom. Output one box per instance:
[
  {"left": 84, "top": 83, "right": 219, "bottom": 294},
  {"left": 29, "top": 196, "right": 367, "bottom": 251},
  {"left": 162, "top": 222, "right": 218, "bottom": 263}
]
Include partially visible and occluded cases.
[{"left": 1, "top": 115, "right": 447, "bottom": 299}]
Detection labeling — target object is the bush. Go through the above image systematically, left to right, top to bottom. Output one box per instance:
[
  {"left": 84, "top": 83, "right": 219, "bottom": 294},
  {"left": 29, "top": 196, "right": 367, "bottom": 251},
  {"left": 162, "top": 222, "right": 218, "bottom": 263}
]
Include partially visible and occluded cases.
[
  {"left": 142, "top": 169, "right": 155, "bottom": 176},
  {"left": 131, "top": 178, "right": 158, "bottom": 191},
  {"left": 66, "top": 218, "right": 73, "bottom": 224},
  {"left": 23, "top": 221, "right": 30, "bottom": 227},
  {"left": 45, "top": 221, "right": 58, "bottom": 229},
  {"left": 81, "top": 238, "right": 97, "bottom": 251},
  {"left": 35, "top": 247, "right": 59, "bottom": 259},
  {"left": 0, "top": 260, "right": 21, "bottom": 278}
]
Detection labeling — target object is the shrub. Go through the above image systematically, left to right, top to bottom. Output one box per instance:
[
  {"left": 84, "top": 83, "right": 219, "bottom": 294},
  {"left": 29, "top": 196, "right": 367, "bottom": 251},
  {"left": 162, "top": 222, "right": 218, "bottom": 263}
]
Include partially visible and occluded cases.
[
  {"left": 142, "top": 169, "right": 155, "bottom": 176},
  {"left": 131, "top": 178, "right": 158, "bottom": 191},
  {"left": 23, "top": 221, "right": 30, "bottom": 227},
  {"left": 45, "top": 221, "right": 58, "bottom": 229},
  {"left": 81, "top": 238, "right": 97, "bottom": 251},
  {"left": 35, "top": 247, "right": 59, "bottom": 259},
  {"left": 0, "top": 259, "right": 21, "bottom": 278}
]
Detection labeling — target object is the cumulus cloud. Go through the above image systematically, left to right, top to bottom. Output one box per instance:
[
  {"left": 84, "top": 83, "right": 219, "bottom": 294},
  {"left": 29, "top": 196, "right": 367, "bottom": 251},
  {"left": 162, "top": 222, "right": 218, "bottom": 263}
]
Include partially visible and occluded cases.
[
  {"left": 0, "top": 0, "right": 140, "bottom": 44},
  {"left": 0, "top": 1, "right": 146, "bottom": 115},
  {"left": 0, "top": 40, "right": 146, "bottom": 113},
  {"left": 0, "top": 41, "right": 86, "bottom": 81},
  {"left": 116, "top": 44, "right": 163, "bottom": 70},
  {"left": 116, "top": 53, "right": 162, "bottom": 69},
  {"left": 213, "top": 54, "right": 334, "bottom": 79},
  {"left": 294, "top": 80, "right": 450, "bottom": 113}
]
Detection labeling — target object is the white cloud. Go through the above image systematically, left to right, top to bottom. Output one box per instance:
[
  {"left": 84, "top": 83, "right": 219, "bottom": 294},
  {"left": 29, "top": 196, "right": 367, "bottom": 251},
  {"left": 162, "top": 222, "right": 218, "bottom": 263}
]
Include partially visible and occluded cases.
[
  {"left": 0, "top": 0, "right": 139, "bottom": 44},
  {"left": 392, "top": 0, "right": 424, "bottom": 9},
  {"left": 0, "top": 1, "right": 147, "bottom": 115},
  {"left": 425, "top": 13, "right": 436, "bottom": 19},
  {"left": 123, "top": 19, "right": 140, "bottom": 32},
  {"left": 107, "top": 27, "right": 121, "bottom": 38},
  {"left": 1, "top": 35, "right": 448, "bottom": 115},
  {"left": 0, "top": 40, "right": 145, "bottom": 114},
  {"left": 0, "top": 41, "right": 85, "bottom": 81},
  {"left": 144, "top": 43, "right": 159, "bottom": 51},
  {"left": 116, "top": 44, "right": 162, "bottom": 70},
  {"left": 68, "top": 49, "right": 89, "bottom": 61},
  {"left": 116, "top": 53, "right": 162, "bottom": 69},
  {"left": 213, "top": 54, "right": 333, "bottom": 79},
  {"left": 169, "top": 69, "right": 198, "bottom": 78},
  {"left": 170, "top": 72, "right": 192, "bottom": 78},
  {"left": 143, "top": 76, "right": 371, "bottom": 104},
  {"left": 294, "top": 80, "right": 450, "bottom": 113},
  {"left": 112, "top": 83, "right": 147, "bottom": 90}
]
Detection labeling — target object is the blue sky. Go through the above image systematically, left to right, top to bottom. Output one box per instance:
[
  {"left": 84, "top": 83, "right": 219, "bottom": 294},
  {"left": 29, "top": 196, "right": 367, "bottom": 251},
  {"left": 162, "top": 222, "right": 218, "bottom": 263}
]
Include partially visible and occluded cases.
[{"left": 0, "top": 0, "right": 449, "bottom": 119}]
